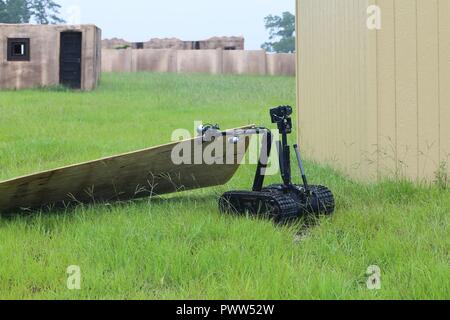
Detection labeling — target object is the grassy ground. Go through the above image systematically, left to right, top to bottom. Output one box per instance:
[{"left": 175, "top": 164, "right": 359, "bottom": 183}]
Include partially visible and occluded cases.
[{"left": 0, "top": 73, "right": 448, "bottom": 300}]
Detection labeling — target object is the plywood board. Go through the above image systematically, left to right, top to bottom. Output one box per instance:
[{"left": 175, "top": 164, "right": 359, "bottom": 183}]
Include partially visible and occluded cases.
[{"left": 0, "top": 126, "right": 253, "bottom": 213}]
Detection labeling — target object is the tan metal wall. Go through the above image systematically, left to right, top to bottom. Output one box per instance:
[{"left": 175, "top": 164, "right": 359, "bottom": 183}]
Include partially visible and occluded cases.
[
  {"left": 296, "top": 0, "right": 450, "bottom": 182},
  {"left": 101, "top": 49, "right": 296, "bottom": 76}
]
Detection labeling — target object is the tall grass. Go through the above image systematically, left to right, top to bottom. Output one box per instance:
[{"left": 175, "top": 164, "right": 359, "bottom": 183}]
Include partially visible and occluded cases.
[{"left": 0, "top": 73, "right": 448, "bottom": 299}]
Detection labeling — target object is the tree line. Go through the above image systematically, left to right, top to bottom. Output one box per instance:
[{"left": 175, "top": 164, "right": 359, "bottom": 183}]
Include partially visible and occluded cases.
[
  {"left": 0, "top": 0, "right": 64, "bottom": 24},
  {"left": 2, "top": 2, "right": 295, "bottom": 53},
  {"left": 262, "top": 11, "right": 296, "bottom": 53}
]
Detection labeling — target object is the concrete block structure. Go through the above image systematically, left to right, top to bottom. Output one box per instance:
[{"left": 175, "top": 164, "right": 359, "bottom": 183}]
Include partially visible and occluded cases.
[
  {"left": 296, "top": 0, "right": 450, "bottom": 182},
  {"left": 0, "top": 24, "right": 101, "bottom": 90},
  {"left": 102, "top": 36, "right": 244, "bottom": 51}
]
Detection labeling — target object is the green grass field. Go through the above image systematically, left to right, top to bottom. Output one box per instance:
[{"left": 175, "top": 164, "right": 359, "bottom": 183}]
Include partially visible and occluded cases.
[{"left": 0, "top": 73, "right": 448, "bottom": 300}]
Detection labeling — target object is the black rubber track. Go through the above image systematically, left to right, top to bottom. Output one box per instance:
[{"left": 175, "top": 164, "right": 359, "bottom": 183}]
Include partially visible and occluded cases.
[
  {"left": 219, "top": 185, "right": 335, "bottom": 222},
  {"left": 307, "top": 185, "right": 335, "bottom": 215}
]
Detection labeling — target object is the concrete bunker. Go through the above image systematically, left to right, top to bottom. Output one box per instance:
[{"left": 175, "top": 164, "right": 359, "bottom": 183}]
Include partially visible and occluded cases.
[{"left": 0, "top": 24, "right": 101, "bottom": 91}]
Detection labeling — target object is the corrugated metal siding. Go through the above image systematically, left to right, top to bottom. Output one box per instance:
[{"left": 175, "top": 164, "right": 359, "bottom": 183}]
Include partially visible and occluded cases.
[
  {"left": 296, "top": 0, "right": 450, "bottom": 182},
  {"left": 297, "top": 0, "right": 374, "bottom": 180},
  {"left": 439, "top": 0, "right": 450, "bottom": 181}
]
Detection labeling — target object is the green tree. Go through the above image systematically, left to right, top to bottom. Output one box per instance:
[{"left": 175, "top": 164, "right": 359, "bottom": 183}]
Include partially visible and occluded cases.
[
  {"left": 0, "top": 0, "right": 64, "bottom": 24},
  {"left": 0, "top": 0, "right": 31, "bottom": 23},
  {"left": 29, "top": 0, "right": 64, "bottom": 24},
  {"left": 261, "top": 11, "right": 296, "bottom": 53}
]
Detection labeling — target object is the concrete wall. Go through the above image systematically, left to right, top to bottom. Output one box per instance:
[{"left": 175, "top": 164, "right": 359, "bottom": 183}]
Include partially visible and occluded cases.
[
  {"left": 296, "top": 0, "right": 450, "bottom": 183},
  {"left": 0, "top": 24, "right": 101, "bottom": 91},
  {"left": 83, "top": 25, "right": 102, "bottom": 90},
  {"left": 102, "top": 48, "right": 133, "bottom": 72},
  {"left": 102, "top": 49, "right": 295, "bottom": 76},
  {"left": 133, "top": 49, "right": 177, "bottom": 73},
  {"left": 177, "top": 49, "right": 223, "bottom": 74},
  {"left": 222, "top": 50, "right": 267, "bottom": 75},
  {"left": 267, "top": 53, "right": 296, "bottom": 76}
]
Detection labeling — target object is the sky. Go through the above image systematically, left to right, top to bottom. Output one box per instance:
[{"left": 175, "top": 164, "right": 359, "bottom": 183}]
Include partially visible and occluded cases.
[{"left": 57, "top": 0, "right": 295, "bottom": 50}]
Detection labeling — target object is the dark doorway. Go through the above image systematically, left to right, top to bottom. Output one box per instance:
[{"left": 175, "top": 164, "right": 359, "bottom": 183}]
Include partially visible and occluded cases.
[{"left": 60, "top": 32, "right": 82, "bottom": 89}]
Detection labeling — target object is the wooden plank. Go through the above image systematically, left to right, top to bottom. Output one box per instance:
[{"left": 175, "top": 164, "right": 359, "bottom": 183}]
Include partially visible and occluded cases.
[
  {"left": 395, "top": 0, "right": 419, "bottom": 180},
  {"left": 417, "top": 0, "right": 440, "bottom": 181},
  {"left": 439, "top": 0, "right": 450, "bottom": 175},
  {"left": 0, "top": 126, "right": 253, "bottom": 213}
]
